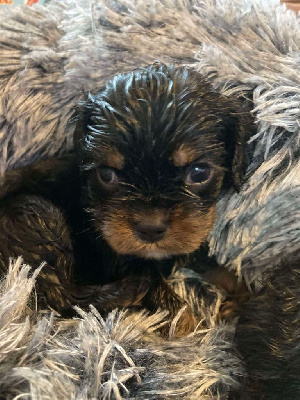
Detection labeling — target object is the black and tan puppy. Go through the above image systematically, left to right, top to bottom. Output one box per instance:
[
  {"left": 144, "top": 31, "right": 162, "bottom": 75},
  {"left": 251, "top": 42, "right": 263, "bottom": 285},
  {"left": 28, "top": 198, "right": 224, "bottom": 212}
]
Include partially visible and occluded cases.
[{"left": 0, "top": 63, "right": 251, "bottom": 334}]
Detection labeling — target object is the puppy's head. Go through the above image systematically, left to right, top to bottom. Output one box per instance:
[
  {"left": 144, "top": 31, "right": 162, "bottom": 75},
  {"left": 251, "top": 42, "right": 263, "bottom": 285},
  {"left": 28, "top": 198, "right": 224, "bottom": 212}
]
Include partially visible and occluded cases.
[{"left": 74, "top": 63, "right": 252, "bottom": 259}]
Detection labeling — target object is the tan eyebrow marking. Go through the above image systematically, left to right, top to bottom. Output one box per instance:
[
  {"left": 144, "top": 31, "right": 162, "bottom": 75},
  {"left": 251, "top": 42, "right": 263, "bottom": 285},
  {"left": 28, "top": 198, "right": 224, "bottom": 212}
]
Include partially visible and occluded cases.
[
  {"left": 171, "top": 144, "right": 198, "bottom": 167},
  {"left": 102, "top": 147, "right": 125, "bottom": 170}
]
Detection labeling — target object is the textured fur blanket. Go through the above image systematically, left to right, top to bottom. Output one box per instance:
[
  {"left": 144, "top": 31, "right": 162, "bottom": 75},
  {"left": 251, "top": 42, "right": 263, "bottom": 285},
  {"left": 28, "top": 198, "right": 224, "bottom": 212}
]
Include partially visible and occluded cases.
[{"left": 0, "top": 0, "right": 299, "bottom": 399}]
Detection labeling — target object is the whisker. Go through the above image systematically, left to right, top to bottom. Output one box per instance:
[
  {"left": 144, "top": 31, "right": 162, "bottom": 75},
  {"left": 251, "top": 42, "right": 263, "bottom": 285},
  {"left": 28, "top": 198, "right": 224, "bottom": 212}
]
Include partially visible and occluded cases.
[{"left": 76, "top": 226, "right": 93, "bottom": 235}]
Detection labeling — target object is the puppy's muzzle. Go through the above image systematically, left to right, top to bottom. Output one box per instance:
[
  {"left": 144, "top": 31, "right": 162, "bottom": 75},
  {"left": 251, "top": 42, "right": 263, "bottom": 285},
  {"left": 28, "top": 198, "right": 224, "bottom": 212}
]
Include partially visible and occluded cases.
[{"left": 133, "top": 213, "right": 169, "bottom": 243}]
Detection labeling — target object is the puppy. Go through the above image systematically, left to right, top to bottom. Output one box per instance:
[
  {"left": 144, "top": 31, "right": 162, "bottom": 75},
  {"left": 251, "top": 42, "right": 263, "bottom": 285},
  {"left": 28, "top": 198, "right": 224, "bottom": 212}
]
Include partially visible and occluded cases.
[{"left": 0, "top": 63, "right": 252, "bottom": 334}]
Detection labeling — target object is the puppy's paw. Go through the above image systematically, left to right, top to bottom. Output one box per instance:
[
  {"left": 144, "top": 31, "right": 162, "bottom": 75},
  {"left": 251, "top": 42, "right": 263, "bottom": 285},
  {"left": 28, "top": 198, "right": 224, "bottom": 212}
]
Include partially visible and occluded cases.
[
  {"left": 204, "top": 266, "right": 251, "bottom": 323},
  {"left": 217, "top": 300, "right": 239, "bottom": 322},
  {"left": 159, "top": 304, "right": 198, "bottom": 339},
  {"left": 172, "top": 304, "right": 198, "bottom": 337}
]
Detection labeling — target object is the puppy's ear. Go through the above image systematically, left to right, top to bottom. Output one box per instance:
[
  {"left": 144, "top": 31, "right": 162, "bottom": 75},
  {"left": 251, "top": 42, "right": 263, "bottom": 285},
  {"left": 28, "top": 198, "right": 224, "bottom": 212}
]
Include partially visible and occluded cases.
[
  {"left": 73, "top": 93, "right": 95, "bottom": 160},
  {"left": 223, "top": 101, "right": 254, "bottom": 191}
]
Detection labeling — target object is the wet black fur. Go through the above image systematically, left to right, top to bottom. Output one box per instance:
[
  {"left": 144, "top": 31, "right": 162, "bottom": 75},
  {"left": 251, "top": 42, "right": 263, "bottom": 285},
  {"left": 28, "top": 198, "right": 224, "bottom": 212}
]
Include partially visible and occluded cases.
[{"left": 0, "top": 63, "right": 252, "bottom": 317}]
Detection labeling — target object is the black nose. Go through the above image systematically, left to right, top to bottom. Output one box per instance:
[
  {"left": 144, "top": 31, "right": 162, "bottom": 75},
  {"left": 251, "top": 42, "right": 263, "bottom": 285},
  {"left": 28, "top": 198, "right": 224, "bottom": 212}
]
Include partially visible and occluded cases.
[{"left": 134, "top": 221, "right": 168, "bottom": 243}]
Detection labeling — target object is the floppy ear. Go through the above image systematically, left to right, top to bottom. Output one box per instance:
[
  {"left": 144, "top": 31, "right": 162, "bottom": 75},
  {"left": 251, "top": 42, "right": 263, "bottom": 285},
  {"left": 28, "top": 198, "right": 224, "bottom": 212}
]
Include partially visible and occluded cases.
[
  {"left": 73, "top": 93, "right": 95, "bottom": 162},
  {"left": 223, "top": 101, "right": 254, "bottom": 191}
]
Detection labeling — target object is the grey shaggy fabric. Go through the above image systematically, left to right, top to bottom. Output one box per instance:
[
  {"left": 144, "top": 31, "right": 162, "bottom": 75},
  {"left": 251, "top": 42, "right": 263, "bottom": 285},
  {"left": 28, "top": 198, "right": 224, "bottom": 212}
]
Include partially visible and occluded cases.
[
  {"left": 0, "top": 0, "right": 299, "bottom": 398},
  {"left": 0, "top": 259, "right": 242, "bottom": 399}
]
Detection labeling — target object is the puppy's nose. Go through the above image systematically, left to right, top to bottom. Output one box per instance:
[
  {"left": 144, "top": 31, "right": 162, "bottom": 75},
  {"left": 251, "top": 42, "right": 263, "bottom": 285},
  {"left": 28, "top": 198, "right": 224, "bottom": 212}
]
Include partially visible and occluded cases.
[{"left": 134, "top": 221, "right": 168, "bottom": 243}]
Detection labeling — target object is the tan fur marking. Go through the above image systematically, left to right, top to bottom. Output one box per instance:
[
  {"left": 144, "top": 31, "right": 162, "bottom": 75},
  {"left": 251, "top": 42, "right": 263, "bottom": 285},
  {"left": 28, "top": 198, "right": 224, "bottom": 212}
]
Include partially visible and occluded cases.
[
  {"left": 172, "top": 144, "right": 199, "bottom": 167},
  {"left": 102, "top": 148, "right": 125, "bottom": 170}
]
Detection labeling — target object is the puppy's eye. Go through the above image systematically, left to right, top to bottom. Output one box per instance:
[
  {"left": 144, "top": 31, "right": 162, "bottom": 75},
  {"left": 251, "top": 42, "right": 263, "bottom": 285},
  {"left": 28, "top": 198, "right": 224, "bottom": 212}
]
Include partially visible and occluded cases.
[
  {"left": 185, "top": 165, "right": 211, "bottom": 184},
  {"left": 97, "top": 168, "right": 119, "bottom": 186}
]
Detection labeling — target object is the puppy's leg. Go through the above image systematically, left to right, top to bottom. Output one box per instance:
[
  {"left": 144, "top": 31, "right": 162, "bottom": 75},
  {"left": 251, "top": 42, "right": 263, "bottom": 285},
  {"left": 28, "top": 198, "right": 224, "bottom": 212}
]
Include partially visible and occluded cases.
[
  {"left": 0, "top": 194, "right": 149, "bottom": 314},
  {"left": 0, "top": 194, "right": 75, "bottom": 312},
  {"left": 142, "top": 272, "right": 197, "bottom": 337},
  {"left": 70, "top": 277, "right": 150, "bottom": 313}
]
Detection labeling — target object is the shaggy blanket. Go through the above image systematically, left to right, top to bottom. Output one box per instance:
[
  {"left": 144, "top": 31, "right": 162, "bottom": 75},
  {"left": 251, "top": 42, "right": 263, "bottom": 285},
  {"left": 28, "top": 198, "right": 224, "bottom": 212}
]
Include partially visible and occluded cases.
[{"left": 0, "top": 0, "right": 299, "bottom": 399}]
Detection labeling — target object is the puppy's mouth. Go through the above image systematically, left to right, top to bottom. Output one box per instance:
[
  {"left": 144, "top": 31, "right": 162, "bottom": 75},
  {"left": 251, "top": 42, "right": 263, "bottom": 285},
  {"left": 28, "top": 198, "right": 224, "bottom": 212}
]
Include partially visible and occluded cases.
[{"left": 98, "top": 206, "right": 217, "bottom": 260}]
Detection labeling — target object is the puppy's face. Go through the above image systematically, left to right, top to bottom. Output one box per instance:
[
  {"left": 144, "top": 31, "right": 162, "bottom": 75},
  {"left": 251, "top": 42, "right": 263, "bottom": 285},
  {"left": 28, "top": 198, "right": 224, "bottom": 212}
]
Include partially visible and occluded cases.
[{"left": 75, "top": 64, "right": 250, "bottom": 259}]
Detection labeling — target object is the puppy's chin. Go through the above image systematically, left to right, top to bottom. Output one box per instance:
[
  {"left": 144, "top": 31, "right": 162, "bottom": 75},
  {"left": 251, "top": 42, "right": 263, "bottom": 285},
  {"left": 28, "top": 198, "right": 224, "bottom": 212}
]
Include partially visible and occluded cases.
[
  {"left": 129, "top": 247, "right": 172, "bottom": 260},
  {"left": 137, "top": 249, "right": 174, "bottom": 260}
]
